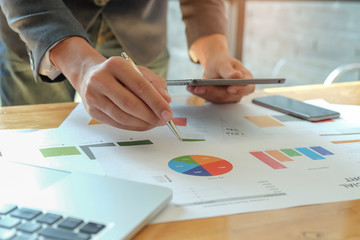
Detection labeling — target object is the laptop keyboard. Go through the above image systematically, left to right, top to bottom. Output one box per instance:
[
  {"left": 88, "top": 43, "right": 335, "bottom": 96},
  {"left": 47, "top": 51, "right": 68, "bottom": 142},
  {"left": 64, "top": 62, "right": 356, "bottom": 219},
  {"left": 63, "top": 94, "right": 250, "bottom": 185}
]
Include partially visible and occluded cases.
[{"left": 0, "top": 203, "right": 106, "bottom": 240}]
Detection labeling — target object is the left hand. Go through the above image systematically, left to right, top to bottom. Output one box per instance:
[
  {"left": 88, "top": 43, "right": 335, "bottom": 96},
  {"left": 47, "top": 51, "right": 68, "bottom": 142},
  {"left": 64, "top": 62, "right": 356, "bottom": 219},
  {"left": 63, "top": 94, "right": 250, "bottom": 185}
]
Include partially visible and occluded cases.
[
  {"left": 186, "top": 34, "right": 255, "bottom": 103},
  {"left": 187, "top": 53, "right": 255, "bottom": 103}
]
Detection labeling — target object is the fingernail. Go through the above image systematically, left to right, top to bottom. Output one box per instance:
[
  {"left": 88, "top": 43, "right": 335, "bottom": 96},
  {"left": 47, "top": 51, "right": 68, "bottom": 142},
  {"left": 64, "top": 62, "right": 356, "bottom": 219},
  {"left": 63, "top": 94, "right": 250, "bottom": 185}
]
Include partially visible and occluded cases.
[{"left": 162, "top": 110, "right": 172, "bottom": 122}]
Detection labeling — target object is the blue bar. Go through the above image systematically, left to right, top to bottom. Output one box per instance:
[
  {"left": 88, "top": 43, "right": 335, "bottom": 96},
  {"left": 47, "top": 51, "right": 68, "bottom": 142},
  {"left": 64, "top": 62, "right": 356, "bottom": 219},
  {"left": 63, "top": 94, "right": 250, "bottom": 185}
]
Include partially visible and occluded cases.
[
  {"left": 310, "top": 146, "right": 334, "bottom": 156},
  {"left": 295, "top": 147, "right": 325, "bottom": 160}
]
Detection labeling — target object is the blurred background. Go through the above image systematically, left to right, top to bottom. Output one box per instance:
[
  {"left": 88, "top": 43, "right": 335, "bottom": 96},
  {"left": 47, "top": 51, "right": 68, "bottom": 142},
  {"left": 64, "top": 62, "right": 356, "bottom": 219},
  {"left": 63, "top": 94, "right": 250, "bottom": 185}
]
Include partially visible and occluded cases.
[{"left": 167, "top": 0, "right": 360, "bottom": 96}]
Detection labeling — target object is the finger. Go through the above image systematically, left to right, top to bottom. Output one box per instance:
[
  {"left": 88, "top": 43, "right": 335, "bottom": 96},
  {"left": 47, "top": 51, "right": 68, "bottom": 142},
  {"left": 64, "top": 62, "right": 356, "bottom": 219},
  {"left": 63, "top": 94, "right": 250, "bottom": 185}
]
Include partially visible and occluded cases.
[
  {"left": 107, "top": 57, "right": 173, "bottom": 123},
  {"left": 213, "top": 59, "right": 243, "bottom": 79},
  {"left": 231, "top": 60, "right": 253, "bottom": 79},
  {"left": 86, "top": 61, "right": 162, "bottom": 126},
  {"left": 139, "top": 66, "right": 171, "bottom": 103},
  {"left": 219, "top": 66, "right": 242, "bottom": 79},
  {"left": 187, "top": 84, "right": 254, "bottom": 104},
  {"left": 227, "top": 84, "right": 255, "bottom": 96},
  {"left": 187, "top": 85, "right": 206, "bottom": 95},
  {"left": 186, "top": 86, "right": 229, "bottom": 103},
  {"left": 84, "top": 88, "right": 159, "bottom": 130},
  {"left": 101, "top": 97, "right": 160, "bottom": 130},
  {"left": 90, "top": 105, "right": 156, "bottom": 131}
]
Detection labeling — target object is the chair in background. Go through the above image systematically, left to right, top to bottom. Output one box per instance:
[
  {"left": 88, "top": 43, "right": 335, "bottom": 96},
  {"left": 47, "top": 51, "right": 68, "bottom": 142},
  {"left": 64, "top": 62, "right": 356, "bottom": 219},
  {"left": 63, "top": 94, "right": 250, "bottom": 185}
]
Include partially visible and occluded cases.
[{"left": 324, "top": 63, "right": 360, "bottom": 86}]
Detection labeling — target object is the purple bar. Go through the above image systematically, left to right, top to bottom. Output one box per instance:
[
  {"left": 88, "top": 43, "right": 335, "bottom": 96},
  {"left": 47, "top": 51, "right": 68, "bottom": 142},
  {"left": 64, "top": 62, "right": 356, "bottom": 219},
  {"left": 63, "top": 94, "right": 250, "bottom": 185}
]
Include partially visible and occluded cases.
[{"left": 309, "top": 146, "right": 334, "bottom": 156}]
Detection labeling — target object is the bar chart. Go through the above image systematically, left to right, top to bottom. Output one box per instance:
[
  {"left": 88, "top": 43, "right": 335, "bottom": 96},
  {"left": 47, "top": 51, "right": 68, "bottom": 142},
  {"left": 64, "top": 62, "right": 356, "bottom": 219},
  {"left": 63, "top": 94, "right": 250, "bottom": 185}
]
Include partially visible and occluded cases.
[
  {"left": 39, "top": 139, "right": 153, "bottom": 160},
  {"left": 250, "top": 146, "right": 334, "bottom": 169}
]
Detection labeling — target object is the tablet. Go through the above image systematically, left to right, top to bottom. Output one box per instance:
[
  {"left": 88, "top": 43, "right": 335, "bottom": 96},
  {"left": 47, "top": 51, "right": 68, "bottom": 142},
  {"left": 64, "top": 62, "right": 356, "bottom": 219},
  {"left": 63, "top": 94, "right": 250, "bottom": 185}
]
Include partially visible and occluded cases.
[{"left": 166, "top": 78, "right": 285, "bottom": 86}]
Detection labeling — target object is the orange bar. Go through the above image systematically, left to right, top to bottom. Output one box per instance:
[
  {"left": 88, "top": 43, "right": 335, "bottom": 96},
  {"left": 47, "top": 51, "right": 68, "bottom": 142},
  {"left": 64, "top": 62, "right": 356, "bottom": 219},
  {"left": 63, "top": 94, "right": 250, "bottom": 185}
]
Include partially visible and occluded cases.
[
  {"left": 244, "top": 116, "right": 284, "bottom": 128},
  {"left": 88, "top": 119, "right": 102, "bottom": 125},
  {"left": 332, "top": 139, "right": 360, "bottom": 144},
  {"left": 265, "top": 150, "right": 293, "bottom": 162}
]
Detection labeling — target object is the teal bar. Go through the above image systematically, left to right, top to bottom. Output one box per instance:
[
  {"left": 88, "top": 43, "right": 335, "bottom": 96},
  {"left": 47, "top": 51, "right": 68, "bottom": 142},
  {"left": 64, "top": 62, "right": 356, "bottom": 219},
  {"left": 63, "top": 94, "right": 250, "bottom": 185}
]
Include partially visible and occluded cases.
[{"left": 295, "top": 147, "right": 325, "bottom": 160}]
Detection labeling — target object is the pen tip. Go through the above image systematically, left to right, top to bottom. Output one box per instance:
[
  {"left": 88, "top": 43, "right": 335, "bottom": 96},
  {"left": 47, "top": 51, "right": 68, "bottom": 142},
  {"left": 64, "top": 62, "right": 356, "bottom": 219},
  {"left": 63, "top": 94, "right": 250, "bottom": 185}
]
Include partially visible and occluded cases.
[
  {"left": 120, "top": 52, "right": 128, "bottom": 58},
  {"left": 166, "top": 121, "right": 183, "bottom": 141}
]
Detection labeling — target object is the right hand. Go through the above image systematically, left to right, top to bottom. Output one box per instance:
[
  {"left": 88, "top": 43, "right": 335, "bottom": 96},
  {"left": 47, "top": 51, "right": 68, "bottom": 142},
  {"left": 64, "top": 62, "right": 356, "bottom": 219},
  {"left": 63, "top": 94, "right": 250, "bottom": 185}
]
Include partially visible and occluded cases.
[{"left": 50, "top": 37, "right": 173, "bottom": 131}]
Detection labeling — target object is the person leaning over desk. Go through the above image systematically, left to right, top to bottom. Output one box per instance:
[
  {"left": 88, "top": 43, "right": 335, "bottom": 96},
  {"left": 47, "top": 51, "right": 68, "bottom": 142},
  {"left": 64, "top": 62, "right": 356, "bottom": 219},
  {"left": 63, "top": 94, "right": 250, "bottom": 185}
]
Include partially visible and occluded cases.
[{"left": 0, "top": 0, "right": 254, "bottom": 131}]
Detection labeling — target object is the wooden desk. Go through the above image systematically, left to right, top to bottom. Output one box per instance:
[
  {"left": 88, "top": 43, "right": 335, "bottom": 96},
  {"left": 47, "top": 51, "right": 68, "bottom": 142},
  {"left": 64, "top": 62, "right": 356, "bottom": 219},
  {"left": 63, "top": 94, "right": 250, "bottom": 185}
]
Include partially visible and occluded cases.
[{"left": 1, "top": 82, "right": 360, "bottom": 239}]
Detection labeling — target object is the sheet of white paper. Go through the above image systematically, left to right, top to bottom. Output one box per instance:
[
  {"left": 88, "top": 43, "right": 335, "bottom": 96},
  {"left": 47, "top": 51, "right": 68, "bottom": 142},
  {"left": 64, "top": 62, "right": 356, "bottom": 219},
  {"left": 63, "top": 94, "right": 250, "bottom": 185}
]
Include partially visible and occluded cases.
[
  {"left": 303, "top": 99, "right": 360, "bottom": 158},
  {"left": 305, "top": 99, "right": 360, "bottom": 124},
  {"left": 1, "top": 100, "right": 359, "bottom": 223},
  {"left": 0, "top": 128, "right": 105, "bottom": 175}
]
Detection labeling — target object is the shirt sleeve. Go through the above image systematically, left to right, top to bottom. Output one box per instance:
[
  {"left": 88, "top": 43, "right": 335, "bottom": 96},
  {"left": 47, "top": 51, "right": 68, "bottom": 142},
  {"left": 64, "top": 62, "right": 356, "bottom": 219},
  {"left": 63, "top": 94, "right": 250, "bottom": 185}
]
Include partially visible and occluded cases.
[
  {"left": 0, "top": 0, "right": 90, "bottom": 82},
  {"left": 180, "top": 0, "right": 228, "bottom": 51},
  {"left": 39, "top": 41, "right": 62, "bottom": 81}
]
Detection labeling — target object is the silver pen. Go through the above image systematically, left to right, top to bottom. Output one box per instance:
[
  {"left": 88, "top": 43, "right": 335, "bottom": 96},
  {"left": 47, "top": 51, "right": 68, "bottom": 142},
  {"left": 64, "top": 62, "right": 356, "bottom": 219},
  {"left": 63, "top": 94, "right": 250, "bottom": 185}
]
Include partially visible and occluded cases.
[{"left": 120, "top": 52, "right": 183, "bottom": 141}]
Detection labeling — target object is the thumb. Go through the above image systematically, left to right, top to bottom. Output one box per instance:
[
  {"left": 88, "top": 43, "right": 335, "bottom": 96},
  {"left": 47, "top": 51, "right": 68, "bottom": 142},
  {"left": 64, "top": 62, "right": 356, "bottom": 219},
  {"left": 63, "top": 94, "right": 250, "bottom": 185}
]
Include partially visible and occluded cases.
[{"left": 218, "top": 62, "right": 243, "bottom": 79}]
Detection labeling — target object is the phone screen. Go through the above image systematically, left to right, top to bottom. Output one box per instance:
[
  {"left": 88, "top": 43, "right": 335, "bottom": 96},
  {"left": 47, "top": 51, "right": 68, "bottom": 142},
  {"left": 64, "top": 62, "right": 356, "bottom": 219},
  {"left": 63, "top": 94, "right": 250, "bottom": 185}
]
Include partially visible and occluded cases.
[{"left": 252, "top": 95, "right": 340, "bottom": 121}]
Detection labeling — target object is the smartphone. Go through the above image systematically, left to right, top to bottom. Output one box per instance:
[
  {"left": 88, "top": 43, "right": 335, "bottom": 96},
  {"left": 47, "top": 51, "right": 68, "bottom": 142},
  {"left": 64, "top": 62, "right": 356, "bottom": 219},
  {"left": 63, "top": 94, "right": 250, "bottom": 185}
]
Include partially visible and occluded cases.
[
  {"left": 166, "top": 78, "right": 285, "bottom": 86},
  {"left": 252, "top": 95, "right": 340, "bottom": 121}
]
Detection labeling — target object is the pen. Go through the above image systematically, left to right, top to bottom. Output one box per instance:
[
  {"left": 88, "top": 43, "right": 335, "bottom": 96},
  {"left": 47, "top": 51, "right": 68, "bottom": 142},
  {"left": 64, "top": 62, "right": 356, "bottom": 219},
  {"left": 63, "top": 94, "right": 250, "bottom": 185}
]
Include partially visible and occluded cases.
[{"left": 120, "top": 52, "right": 183, "bottom": 141}]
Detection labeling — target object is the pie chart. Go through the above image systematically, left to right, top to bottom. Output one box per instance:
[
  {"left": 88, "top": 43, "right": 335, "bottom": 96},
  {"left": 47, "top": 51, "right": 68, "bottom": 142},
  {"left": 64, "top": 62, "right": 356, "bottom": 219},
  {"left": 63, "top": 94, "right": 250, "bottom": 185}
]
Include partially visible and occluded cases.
[{"left": 168, "top": 155, "right": 233, "bottom": 176}]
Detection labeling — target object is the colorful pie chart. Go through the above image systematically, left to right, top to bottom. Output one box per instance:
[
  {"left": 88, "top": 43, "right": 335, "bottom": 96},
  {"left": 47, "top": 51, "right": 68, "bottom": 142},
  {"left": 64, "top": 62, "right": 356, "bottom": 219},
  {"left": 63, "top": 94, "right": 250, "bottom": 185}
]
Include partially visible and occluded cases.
[{"left": 169, "top": 155, "right": 233, "bottom": 176}]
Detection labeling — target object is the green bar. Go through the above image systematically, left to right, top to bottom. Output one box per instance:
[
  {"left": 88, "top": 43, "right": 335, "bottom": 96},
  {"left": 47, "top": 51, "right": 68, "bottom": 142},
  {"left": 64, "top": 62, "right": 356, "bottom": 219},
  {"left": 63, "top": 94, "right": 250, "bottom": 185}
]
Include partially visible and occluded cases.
[
  {"left": 182, "top": 138, "right": 206, "bottom": 142},
  {"left": 117, "top": 140, "right": 153, "bottom": 146},
  {"left": 40, "top": 146, "right": 81, "bottom": 157},
  {"left": 280, "top": 149, "right": 302, "bottom": 157}
]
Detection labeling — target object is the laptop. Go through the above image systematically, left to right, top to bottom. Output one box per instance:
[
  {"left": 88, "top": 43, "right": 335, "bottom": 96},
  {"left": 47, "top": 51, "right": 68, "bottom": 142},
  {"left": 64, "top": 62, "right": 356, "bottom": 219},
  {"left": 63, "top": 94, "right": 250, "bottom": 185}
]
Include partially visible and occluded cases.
[{"left": 0, "top": 160, "right": 172, "bottom": 240}]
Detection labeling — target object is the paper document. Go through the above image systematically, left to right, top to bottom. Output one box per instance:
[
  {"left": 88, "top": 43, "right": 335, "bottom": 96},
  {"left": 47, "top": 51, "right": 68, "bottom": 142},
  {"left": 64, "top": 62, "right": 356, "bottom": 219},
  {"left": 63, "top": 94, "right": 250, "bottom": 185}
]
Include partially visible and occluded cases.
[{"left": 1, "top": 99, "right": 359, "bottom": 223}]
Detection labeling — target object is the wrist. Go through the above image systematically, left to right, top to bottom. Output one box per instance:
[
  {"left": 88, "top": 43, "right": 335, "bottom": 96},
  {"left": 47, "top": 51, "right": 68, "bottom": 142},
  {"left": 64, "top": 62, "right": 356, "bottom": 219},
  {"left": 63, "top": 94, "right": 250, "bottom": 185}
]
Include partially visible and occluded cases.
[
  {"left": 189, "top": 34, "right": 229, "bottom": 67},
  {"left": 50, "top": 37, "right": 105, "bottom": 89}
]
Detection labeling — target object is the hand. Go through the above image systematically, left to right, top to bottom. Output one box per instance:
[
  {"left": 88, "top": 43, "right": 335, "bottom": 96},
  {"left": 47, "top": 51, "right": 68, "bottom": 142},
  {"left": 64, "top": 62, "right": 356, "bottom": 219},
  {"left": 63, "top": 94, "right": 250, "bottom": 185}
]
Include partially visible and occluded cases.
[
  {"left": 187, "top": 34, "right": 255, "bottom": 103},
  {"left": 50, "top": 37, "right": 173, "bottom": 131},
  {"left": 187, "top": 53, "right": 255, "bottom": 103},
  {"left": 79, "top": 58, "right": 172, "bottom": 131}
]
